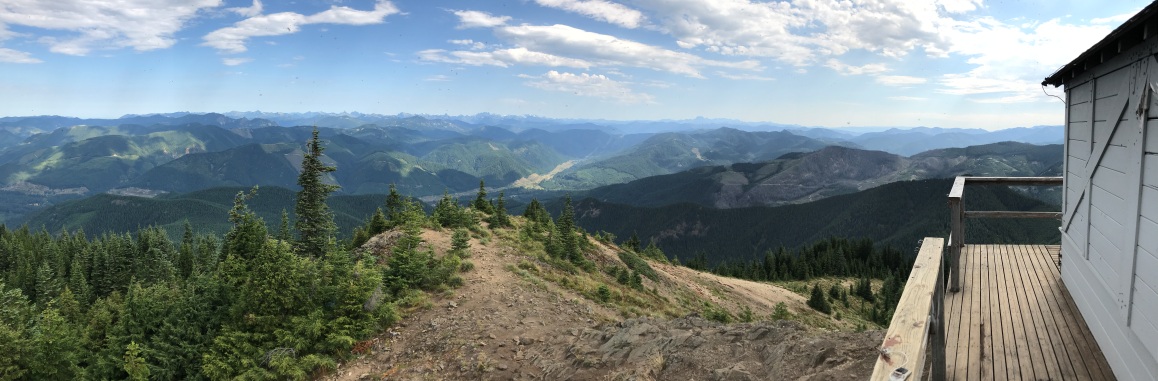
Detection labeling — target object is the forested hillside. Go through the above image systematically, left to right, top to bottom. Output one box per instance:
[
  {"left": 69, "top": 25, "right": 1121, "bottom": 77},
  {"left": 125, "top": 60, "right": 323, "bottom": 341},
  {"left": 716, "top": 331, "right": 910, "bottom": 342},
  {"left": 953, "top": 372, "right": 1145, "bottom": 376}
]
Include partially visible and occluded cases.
[
  {"left": 541, "top": 127, "right": 843, "bottom": 190},
  {"left": 583, "top": 142, "right": 1063, "bottom": 208},
  {"left": 573, "top": 178, "right": 1060, "bottom": 264},
  {"left": 19, "top": 187, "right": 385, "bottom": 241}
]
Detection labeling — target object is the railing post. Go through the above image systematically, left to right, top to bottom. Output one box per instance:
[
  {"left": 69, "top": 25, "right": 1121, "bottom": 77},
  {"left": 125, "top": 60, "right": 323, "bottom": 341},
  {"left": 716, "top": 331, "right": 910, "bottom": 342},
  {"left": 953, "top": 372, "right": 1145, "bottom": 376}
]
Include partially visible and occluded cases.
[
  {"left": 948, "top": 177, "right": 966, "bottom": 292},
  {"left": 932, "top": 240, "right": 948, "bottom": 381}
]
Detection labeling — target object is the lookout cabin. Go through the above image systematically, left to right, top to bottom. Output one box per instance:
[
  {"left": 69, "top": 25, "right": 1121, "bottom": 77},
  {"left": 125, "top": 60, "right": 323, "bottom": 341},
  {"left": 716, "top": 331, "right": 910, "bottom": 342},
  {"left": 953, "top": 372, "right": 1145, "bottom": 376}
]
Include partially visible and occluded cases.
[{"left": 869, "top": 3, "right": 1158, "bottom": 380}]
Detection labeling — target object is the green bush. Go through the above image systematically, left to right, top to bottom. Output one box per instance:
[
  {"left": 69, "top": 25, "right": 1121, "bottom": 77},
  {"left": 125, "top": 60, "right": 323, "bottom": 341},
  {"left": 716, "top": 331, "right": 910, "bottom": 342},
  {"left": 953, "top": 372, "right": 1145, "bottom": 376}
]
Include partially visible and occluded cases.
[{"left": 595, "top": 284, "right": 611, "bottom": 303}]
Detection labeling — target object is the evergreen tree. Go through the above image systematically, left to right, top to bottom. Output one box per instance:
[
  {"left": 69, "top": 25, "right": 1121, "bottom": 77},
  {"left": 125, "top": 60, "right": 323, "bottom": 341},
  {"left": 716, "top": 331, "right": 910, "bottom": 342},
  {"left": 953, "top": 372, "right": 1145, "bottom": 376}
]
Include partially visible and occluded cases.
[
  {"left": 294, "top": 127, "right": 339, "bottom": 258},
  {"left": 473, "top": 180, "right": 493, "bottom": 214},
  {"left": 385, "top": 184, "right": 404, "bottom": 226},
  {"left": 487, "top": 191, "right": 511, "bottom": 228},
  {"left": 557, "top": 195, "right": 581, "bottom": 264},
  {"left": 522, "top": 198, "right": 548, "bottom": 225},
  {"left": 367, "top": 208, "right": 388, "bottom": 235},
  {"left": 277, "top": 209, "right": 291, "bottom": 243},
  {"left": 177, "top": 221, "right": 196, "bottom": 279},
  {"left": 450, "top": 229, "right": 471, "bottom": 258},
  {"left": 624, "top": 232, "right": 641, "bottom": 252},
  {"left": 67, "top": 255, "right": 90, "bottom": 307},
  {"left": 855, "top": 277, "right": 875, "bottom": 302},
  {"left": 807, "top": 283, "right": 832, "bottom": 314},
  {"left": 828, "top": 283, "right": 842, "bottom": 300},
  {"left": 124, "top": 341, "right": 149, "bottom": 381}
]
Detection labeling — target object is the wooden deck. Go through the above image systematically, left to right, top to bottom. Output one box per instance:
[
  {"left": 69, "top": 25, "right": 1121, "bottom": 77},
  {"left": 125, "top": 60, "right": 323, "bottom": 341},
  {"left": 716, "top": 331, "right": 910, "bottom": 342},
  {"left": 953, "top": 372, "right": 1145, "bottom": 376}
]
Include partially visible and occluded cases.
[{"left": 944, "top": 244, "right": 1116, "bottom": 380}]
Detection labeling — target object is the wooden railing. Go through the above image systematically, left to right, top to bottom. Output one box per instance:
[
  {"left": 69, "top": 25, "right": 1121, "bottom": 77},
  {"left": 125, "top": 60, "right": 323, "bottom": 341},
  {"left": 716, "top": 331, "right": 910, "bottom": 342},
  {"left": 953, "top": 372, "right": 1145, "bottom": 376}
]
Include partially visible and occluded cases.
[
  {"left": 946, "top": 176, "right": 1062, "bottom": 292},
  {"left": 872, "top": 177, "right": 1063, "bottom": 380},
  {"left": 870, "top": 237, "right": 946, "bottom": 381}
]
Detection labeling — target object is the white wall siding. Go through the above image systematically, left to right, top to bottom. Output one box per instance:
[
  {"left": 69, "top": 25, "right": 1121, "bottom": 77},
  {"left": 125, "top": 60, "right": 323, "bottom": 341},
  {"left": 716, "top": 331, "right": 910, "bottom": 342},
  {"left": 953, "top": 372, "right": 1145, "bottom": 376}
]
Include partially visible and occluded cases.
[
  {"left": 1061, "top": 50, "right": 1158, "bottom": 380},
  {"left": 1130, "top": 247, "right": 1158, "bottom": 363}
]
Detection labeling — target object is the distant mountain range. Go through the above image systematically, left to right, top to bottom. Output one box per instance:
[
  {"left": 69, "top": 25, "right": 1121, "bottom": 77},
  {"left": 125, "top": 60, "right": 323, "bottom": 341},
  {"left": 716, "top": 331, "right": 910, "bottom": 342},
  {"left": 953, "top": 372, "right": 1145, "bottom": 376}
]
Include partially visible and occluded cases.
[
  {"left": 0, "top": 112, "right": 1064, "bottom": 223},
  {"left": 582, "top": 142, "right": 1063, "bottom": 208}
]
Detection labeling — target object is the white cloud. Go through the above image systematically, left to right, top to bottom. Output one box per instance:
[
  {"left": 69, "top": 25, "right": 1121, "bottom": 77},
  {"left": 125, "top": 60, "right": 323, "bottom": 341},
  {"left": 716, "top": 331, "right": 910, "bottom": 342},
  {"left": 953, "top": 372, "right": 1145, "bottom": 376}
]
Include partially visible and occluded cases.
[
  {"left": 0, "top": 0, "right": 221, "bottom": 55},
  {"left": 203, "top": 0, "right": 399, "bottom": 53},
  {"left": 227, "top": 0, "right": 263, "bottom": 17},
  {"left": 534, "top": 0, "right": 644, "bottom": 29},
  {"left": 630, "top": 0, "right": 950, "bottom": 65},
  {"left": 936, "top": 0, "right": 983, "bottom": 14},
  {"left": 1091, "top": 9, "right": 1139, "bottom": 25},
  {"left": 452, "top": 10, "right": 511, "bottom": 29},
  {"left": 935, "top": 16, "right": 1112, "bottom": 101},
  {"left": 494, "top": 24, "right": 760, "bottom": 77},
  {"left": 449, "top": 39, "right": 486, "bottom": 50},
  {"left": 0, "top": 47, "right": 40, "bottom": 63},
  {"left": 419, "top": 48, "right": 593, "bottom": 69},
  {"left": 222, "top": 57, "right": 252, "bottom": 66},
  {"left": 825, "top": 59, "right": 888, "bottom": 76},
  {"left": 523, "top": 70, "right": 654, "bottom": 103},
  {"left": 717, "top": 72, "right": 774, "bottom": 81},
  {"left": 425, "top": 74, "right": 451, "bottom": 81},
  {"left": 876, "top": 75, "right": 927, "bottom": 86},
  {"left": 888, "top": 96, "right": 927, "bottom": 101}
]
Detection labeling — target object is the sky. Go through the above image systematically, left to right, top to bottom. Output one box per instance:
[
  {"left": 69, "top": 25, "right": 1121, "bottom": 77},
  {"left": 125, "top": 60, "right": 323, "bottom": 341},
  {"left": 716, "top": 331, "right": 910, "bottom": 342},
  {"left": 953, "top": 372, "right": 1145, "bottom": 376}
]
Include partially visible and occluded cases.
[{"left": 0, "top": 0, "right": 1150, "bottom": 130}]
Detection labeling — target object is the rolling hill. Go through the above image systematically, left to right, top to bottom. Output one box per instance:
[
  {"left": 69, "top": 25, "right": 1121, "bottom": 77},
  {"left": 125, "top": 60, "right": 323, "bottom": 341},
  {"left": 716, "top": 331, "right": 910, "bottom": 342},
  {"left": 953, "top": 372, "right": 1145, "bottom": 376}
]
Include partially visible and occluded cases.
[
  {"left": 541, "top": 127, "right": 844, "bottom": 190},
  {"left": 583, "top": 142, "right": 1063, "bottom": 208},
  {"left": 571, "top": 177, "right": 1061, "bottom": 264},
  {"left": 19, "top": 186, "right": 386, "bottom": 239}
]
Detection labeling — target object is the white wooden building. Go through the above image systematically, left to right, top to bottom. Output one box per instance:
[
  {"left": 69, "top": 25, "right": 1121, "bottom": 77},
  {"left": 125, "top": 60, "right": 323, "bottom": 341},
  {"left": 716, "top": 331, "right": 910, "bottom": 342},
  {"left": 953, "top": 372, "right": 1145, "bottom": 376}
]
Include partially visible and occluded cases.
[{"left": 1043, "top": 3, "right": 1158, "bottom": 379}]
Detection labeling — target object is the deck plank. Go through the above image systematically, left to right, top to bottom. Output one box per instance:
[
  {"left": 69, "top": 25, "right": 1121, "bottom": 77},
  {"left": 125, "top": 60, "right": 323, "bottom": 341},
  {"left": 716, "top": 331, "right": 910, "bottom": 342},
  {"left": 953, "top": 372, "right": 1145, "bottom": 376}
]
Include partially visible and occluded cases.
[
  {"left": 995, "top": 243, "right": 1023, "bottom": 379},
  {"left": 949, "top": 244, "right": 968, "bottom": 377},
  {"left": 968, "top": 244, "right": 985, "bottom": 380},
  {"left": 1012, "top": 244, "right": 1070, "bottom": 379},
  {"left": 1019, "top": 244, "right": 1083, "bottom": 380},
  {"left": 941, "top": 245, "right": 1116, "bottom": 380},
  {"left": 978, "top": 245, "right": 995, "bottom": 380}
]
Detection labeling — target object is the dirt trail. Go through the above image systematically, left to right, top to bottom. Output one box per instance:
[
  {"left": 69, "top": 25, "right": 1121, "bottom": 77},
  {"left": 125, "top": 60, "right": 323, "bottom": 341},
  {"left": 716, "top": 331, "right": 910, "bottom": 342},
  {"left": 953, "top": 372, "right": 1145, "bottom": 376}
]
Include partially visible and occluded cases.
[{"left": 327, "top": 228, "right": 881, "bottom": 380}]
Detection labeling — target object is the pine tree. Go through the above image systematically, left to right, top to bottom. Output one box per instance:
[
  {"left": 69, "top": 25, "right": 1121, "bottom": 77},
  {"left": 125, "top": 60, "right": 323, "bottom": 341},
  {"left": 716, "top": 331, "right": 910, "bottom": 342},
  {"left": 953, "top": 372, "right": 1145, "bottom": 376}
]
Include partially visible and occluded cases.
[
  {"left": 294, "top": 127, "right": 339, "bottom": 258},
  {"left": 473, "top": 180, "right": 493, "bottom": 214},
  {"left": 385, "top": 184, "right": 404, "bottom": 226},
  {"left": 487, "top": 191, "right": 511, "bottom": 228},
  {"left": 557, "top": 195, "right": 581, "bottom": 264},
  {"left": 368, "top": 208, "right": 388, "bottom": 235},
  {"left": 277, "top": 209, "right": 291, "bottom": 243},
  {"left": 177, "top": 221, "right": 196, "bottom": 278},
  {"left": 450, "top": 229, "right": 471, "bottom": 258},
  {"left": 624, "top": 232, "right": 641, "bottom": 252},
  {"left": 807, "top": 283, "right": 832, "bottom": 314},
  {"left": 124, "top": 341, "right": 149, "bottom": 381}
]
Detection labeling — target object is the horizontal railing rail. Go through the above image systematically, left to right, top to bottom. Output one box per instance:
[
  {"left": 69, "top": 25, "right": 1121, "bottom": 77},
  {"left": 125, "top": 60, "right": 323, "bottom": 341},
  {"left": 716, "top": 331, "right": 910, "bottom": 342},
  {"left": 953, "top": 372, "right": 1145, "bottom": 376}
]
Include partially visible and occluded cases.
[
  {"left": 947, "top": 176, "right": 1062, "bottom": 292},
  {"left": 870, "top": 237, "right": 946, "bottom": 381}
]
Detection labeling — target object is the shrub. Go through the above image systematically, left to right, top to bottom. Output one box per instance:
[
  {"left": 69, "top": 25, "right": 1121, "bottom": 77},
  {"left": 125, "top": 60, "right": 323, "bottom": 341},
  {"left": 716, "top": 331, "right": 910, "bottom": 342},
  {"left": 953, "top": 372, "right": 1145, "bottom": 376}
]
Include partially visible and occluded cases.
[
  {"left": 596, "top": 284, "right": 611, "bottom": 303},
  {"left": 772, "top": 302, "right": 791, "bottom": 320}
]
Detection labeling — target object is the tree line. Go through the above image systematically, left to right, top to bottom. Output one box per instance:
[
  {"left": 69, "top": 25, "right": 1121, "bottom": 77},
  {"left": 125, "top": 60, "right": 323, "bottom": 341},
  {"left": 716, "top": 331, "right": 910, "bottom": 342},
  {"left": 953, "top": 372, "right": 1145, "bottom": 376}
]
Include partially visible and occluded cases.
[{"left": 0, "top": 129, "right": 467, "bottom": 379}]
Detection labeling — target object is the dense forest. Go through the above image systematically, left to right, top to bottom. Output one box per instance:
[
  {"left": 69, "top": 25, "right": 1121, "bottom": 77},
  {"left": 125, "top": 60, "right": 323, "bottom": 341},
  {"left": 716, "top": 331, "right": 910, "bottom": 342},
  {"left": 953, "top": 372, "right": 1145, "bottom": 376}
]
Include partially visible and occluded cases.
[
  {"left": 0, "top": 130, "right": 624, "bottom": 379},
  {"left": 0, "top": 130, "right": 469, "bottom": 379},
  {"left": 574, "top": 178, "right": 1061, "bottom": 265},
  {"left": 692, "top": 237, "right": 914, "bottom": 325}
]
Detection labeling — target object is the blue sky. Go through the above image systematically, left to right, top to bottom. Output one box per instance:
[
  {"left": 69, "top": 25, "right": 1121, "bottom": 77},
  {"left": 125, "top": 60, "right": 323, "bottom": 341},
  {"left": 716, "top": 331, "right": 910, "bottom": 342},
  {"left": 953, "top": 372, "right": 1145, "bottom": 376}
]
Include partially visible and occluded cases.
[{"left": 0, "top": 0, "right": 1149, "bottom": 129}]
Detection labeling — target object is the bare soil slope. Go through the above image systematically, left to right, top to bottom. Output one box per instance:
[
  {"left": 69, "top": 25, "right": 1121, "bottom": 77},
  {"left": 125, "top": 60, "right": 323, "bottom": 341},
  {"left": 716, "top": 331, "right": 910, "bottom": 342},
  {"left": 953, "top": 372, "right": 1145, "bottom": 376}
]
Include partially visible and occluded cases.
[{"left": 328, "top": 225, "right": 882, "bottom": 380}]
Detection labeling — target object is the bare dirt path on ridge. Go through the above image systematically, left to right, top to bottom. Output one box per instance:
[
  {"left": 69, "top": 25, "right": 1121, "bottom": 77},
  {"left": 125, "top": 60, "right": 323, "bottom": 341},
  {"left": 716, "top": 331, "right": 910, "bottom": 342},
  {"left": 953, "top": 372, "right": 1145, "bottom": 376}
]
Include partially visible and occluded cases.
[{"left": 326, "top": 229, "right": 882, "bottom": 380}]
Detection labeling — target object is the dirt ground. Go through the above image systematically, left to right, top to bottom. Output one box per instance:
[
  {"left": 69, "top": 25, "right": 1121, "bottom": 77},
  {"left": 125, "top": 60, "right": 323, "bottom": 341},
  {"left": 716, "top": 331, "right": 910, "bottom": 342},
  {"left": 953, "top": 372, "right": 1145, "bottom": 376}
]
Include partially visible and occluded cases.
[{"left": 325, "top": 228, "right": 883, "bottom": 380}]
